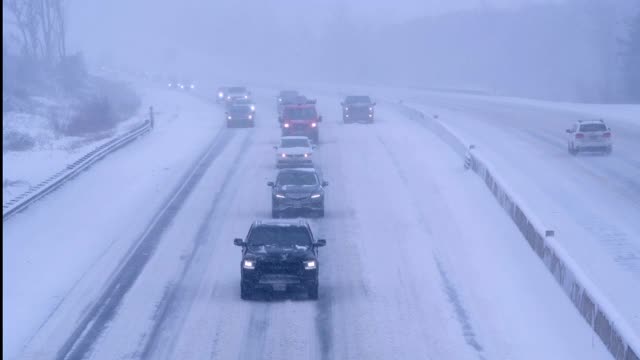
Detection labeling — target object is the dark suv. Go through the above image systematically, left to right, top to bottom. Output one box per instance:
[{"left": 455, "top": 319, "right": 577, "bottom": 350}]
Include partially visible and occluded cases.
[
  {"left": 341, "top": 95, "right": 376, "bottom": 123},
  {"left": 268, "top": 168, "right": 328, "bottom": 218},
  {"left": 234, "top": 220, "right": 327, "bottom": 300}
]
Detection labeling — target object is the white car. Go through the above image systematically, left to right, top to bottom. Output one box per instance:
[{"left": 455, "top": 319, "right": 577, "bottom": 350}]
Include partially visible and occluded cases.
[
  {"left": 566, "top": 119, "right": 612, "bottom": 155},
  {"left": 274, "top": 136, "right": 315, "bottom": 168}
]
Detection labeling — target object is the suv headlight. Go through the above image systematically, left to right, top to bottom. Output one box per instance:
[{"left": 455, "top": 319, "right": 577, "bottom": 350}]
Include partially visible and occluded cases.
[
  {"left": 218, "top": 92, "right": 224, "bottom": 97},
  {"left": 250, "top": 105, "right": 256, "bottom": 111},
  {"left": 227, "top": 116, "right": 232, "bottom": 120},
  {"left": 311, "top": 193, "right": 321, "bottom": 199},
  {"left": 275, "top": 194, "right": 286, "bottom": 199},
  {"left": 243, "top": 259, "right": 256, "bottom": 269},
  {"left": 304, "top": 260, "right": 317, "bottom": 270}
]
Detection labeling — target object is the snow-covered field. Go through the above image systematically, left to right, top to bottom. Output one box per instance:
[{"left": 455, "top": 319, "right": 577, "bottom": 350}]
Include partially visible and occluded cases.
[
  {"left": 3, "top": 84, "right": 617, "bottom": 359},
  {"left": 3, "top": 90, "right": 149, "bottom": 201}
]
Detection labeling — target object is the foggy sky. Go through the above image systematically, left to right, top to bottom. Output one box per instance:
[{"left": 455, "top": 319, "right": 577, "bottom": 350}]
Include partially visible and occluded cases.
[{"left": 64, "top": 0, "right": 635, "bottom": 101}]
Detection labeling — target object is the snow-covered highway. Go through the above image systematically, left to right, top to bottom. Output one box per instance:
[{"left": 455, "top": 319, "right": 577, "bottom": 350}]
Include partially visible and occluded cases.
[{"left": 4, "top": 85, "right": 620, "bottom": 360}]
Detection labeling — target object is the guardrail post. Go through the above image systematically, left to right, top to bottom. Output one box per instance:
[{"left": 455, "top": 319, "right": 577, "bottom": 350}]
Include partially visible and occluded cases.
[
  {"left": 149, "top": 106, "right": 155, "bottom": 129},
  {"left": 464, "top": 145, "right": 475, "bottom": 170}
]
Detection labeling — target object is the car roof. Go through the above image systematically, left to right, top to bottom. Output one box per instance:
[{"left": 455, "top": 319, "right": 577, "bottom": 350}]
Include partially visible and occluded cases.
[
  {"left": 578, "top": 119, "right": 605, "bottom": 124},
  {"left": 280, "top": 136, "right": 310, "bottom": 141},
  {"left": 277, "top": 167, "right": 318, "bottom": 174},
  {"left": 252, "top": 219, "right": 309, "bottom": 227}
]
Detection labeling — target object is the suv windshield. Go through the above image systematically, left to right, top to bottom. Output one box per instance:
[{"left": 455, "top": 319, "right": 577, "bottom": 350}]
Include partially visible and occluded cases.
[
  {"left": 228, "top": 87, "right": 247, "bottom": 93},
  {"left": 345, "top": 96, "right": 371, "bottom": 104},
  {"left": 283, "top": 107, "right": 317, "bottom": 120},
  {"left": 580, "top": 123, "right": 607, "bottom": 132},
  {"left": 281, "top": 139, "right": 309, "bottom": 148},
  {"left": 278, "top": 172, "right": 318, "bottom": 186},
  {"left": 248, "top": 226, "right": 311, "bottom": 248}
]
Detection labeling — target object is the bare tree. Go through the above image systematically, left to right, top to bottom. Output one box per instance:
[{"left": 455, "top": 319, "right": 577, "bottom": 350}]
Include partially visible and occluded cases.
[{"left": 3, "top": 0, "right": 67, "bottom": 63}]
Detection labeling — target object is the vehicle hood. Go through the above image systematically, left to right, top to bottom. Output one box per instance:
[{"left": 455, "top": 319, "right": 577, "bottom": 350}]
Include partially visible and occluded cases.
[
  {"left": 345, "top": 103, "right": 372, "bottom": 108},
  {"left": 280, "top": 147, "right": 312, "bottom": 155},
  {"left": 278, "top": 184, "right": 320, "bottom": 194}
]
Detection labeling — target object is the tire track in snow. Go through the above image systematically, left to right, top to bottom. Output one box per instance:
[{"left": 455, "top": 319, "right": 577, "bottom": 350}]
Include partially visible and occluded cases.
[
  {"left": 55, "top": 129, "right": 236, "bottom": 360},
  {"left": 138, "top": 132, "right": 253, "bottom": 359},
  {"left": 376, "top": 133, "right": 487, "bottom": 360}
]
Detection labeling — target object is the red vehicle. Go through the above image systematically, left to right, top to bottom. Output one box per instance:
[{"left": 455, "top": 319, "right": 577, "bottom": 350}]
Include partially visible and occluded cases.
[{"left": 279, "top": 100, "right": 322, "bottom": 143}]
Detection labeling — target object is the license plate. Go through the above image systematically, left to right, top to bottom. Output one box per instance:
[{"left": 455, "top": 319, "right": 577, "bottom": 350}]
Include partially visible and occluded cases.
[
  {"left": 589, "top": 135, "right": 599, "bottom": 140},
  {"left": 273, "top": 283, "right": 287, "bottom": 291}
]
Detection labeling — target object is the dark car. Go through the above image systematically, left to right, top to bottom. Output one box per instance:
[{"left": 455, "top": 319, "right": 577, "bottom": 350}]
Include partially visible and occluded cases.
[
  {"left": 225, "top": 86, "right": 251, "bottom": 103},
  {"left": 277, "top": 90, "right": 300, "bottom": 113},
  {"left": 341, "top": 95, "right": 376, "bottom": 123},
  {"left": 228, "top": 97, "right": 256, "bottom": 113},
  {"left": 226, "top": 104, "right": 255, "bottom": 128},
  {"left": 268, "top": 168, "right": 327, "bottom": 218},
  {"left": 234, "top": 219, "right": 326, "bottom": 300}
]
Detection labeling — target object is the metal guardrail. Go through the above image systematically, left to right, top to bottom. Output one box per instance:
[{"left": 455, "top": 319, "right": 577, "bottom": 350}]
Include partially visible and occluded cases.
[{"left": 3, "top": 108, "right": 155, "bottom": 222}]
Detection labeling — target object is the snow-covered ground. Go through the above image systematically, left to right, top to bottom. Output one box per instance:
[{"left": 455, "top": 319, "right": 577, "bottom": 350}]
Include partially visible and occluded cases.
[
  {"left": 4, "top": 85, "right": 613, "bottom": 359},
  {"left": 2, "top": 86, "right": 225, "bottom": 359},
  {"left": 3, "top": 92, "right": 148, "bottom": 201}
]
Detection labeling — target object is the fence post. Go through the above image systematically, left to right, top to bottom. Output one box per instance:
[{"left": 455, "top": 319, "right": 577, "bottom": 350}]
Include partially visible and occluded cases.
[
  {"left": 149, "top": 106, "right": 155, "bottom": 129},
  {"left": 464, "top": 145, "right": 475, "bottom": 170}
]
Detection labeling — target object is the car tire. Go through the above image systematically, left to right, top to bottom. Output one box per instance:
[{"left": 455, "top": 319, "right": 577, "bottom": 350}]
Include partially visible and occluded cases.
[
  {"left": 313, "top": 132, "right": 320, "bottom": 143},
  {"left": 568, "top": 143, "right": 577, "bottom": 155},
  {"left": 271, "top": 208, "right": 279, "bottom": 218},
  {"left": 317, "top": 208, "right": 325, "bottom": 218},
  {"left": 308, "top": 282, "right": 319, "bottom": 300},
  {"left": 241, "top": 283, "right": 251, "bottom": 300}
]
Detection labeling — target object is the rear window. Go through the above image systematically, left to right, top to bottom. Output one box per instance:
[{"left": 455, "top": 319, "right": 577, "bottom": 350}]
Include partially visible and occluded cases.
[
  {"left": 228, "top": 87, "right": 247, "bottom": 93},
  {"left": 579, "top": 123, "right": 607, "bottom": 132}
]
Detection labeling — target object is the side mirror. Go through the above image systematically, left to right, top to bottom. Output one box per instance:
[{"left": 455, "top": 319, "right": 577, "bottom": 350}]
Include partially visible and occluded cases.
[
  {"left": 340, "top": 102, "right": 344, "bottom": 106},
  {"left": 372, "top": 102, "right": 376, "bottom": 106},
  {"left": 278, "top": 116, "right": 283, "bottom": 123},
  {"left": 318, "top": 116, "right": 323, "bottom": 122},
  {"left": 565, "top": 129, "right": 571, "bottom": 133},
  {"left": 273, "top": 145, "right": 278, "bottom": 150},
  {"left": 312, "top": 145, "right": 317, "bottom": 150},
  {"left": 267, "top": 181, "right": 275, "bottom": 187},
  {"left": 322, "top": 181, "right": 329, "bottom": 187},
  {"left": 234, "top": 238, "right": 244, "bottom": 246},
  {"left": 316, "top": 239, "right": 327, "bottom": 247}
]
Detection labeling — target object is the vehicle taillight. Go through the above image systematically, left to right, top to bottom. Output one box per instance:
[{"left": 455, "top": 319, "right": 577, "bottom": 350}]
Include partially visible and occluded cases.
[
  {"left": 311, "top": 122, "right": 317, "bottom": 128},
  {"left": 284, "top": 123, "right": 290, "bottom": 128},
  {"left": 603, "top": 132, "right": 611, "bottom": 138},
  {"left": 575, "top": 133, "right": 585, "bottom": 139}
]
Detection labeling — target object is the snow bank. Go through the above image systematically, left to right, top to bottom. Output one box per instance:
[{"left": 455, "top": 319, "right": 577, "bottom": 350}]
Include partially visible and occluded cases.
[{"left": 392, "top": 101, "right": 640, "bottom": 360}]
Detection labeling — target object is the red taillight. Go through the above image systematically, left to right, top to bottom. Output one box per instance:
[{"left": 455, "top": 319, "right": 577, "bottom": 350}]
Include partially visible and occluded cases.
[
  {"left": 311, "top": 122, "right": 317, "bottom": 128},
  {"left": 284, "top": 123, "right": 290, "bottom": 128},
  {"left": 603, "top": 132, "right": 611, "bottom": 138},
  {"left": 575, "top": 133, "right": 585, "bottom": 139}
]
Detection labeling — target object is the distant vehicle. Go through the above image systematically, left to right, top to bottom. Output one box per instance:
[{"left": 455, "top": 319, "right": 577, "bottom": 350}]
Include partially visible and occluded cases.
[
  {"left": 167, "top": 78, "right": 178, "bottom": 89},
  {"left": 178, "top": 79, "right": 195, "bottom": 91},
  {"left": 217, "top": 86, "right": 229, "bottom": 103},
  {"left": 225, "top": 86, "right": 251, "bottom": 103},
  {"left": 277, "top": 90, "right": 300, "bottom": 113},
  {"left": 341, "top": 95, "right": 376, "bottom": 123},
  {"left": 228, "top": 97, "right": 256, "bottom": 113},
  {"left": 280, "top": 99, "right": 322, "bottom": 143},
  {"left": 226, "top": 103, "right": 255, "bottom": 128},
  {"left": 566, "top": 119, "right": 612, "bottom": 155},
  {"left": 274, "top": 136, "right": 315, "bottom": 168},
  {"left": 268, "top": 167, "right": 328, "bottom": 218},
  {"left": 233, "top": 219, "right": 326, "bottom": 300}
]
